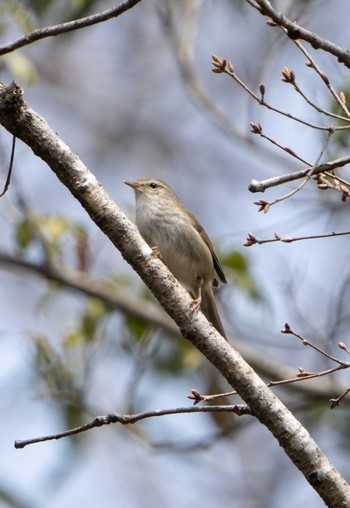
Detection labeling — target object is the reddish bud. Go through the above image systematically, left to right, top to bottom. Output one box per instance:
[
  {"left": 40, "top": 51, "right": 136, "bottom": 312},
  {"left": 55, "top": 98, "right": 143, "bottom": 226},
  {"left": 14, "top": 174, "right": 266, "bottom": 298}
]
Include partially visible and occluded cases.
[
  {"left": 211, "top": 54, "right": 222, "bottom": 66},
  {"left": 281, "top": 67, "right": 296, "bottom": 83},
  {"left": 320, "top": 71, "right": 330, "bottom": 85},
  {"left": 250, "top": 122, "right": 262, "bottom": 134},
  {"left": 284, "top": 147, "right": 296, "bottom": 156},
  {"left": 254, "top": 199, "right": 269, "bottom": 213},
  {"left": 244, "top": 232, "right": 258, "bottom": 247},
  {"left": 281, "top": 323, "right": 291, "bottom": 334},
  {"left": 297, "top": 367, "right": 309, "bottom": 377},
  {"left": 188, "top": 389, "right": 203, "bottom": 405},
  {"left": 330, "top": 399, "right": 340, "bottom": 409}
]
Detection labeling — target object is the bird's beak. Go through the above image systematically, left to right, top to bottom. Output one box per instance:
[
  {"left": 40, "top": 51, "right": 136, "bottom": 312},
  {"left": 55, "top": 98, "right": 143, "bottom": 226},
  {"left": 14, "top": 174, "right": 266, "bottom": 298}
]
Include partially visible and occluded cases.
[{"left": 124, "top": 181, "right": 138, "bottom": 190}]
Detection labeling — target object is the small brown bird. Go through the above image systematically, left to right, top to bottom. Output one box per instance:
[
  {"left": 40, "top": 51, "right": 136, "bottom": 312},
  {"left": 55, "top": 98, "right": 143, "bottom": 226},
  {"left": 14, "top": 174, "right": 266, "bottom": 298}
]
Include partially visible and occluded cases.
[{"left": 125, "top": 178, "right": 227, "bottom": 340}]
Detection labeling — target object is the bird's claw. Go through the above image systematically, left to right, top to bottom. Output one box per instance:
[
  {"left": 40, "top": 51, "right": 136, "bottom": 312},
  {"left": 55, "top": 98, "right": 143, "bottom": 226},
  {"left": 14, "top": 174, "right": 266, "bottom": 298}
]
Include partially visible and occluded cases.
[{"left": 151, "top": 246, "right": 162, "bottom": 259}]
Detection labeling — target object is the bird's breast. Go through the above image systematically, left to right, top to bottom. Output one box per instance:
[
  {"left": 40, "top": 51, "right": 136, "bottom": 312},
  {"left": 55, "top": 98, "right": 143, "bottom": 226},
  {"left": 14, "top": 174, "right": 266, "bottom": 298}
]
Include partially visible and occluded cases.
[{"left": 135, "top": 205, "right": 214, "bottom": 290}]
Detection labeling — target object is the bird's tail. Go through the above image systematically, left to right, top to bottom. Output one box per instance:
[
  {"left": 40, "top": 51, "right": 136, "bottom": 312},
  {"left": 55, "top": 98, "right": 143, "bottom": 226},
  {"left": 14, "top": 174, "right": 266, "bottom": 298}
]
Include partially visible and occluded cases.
[{"left": 200, "top": 286, "right": 227, "bottom": 341}]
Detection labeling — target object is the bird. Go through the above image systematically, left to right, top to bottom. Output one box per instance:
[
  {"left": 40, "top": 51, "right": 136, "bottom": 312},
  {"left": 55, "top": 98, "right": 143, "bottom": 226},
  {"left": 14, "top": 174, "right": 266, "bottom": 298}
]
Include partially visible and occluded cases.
[{"left": 125, "top": 178, "right": 227, "bottom": 340}]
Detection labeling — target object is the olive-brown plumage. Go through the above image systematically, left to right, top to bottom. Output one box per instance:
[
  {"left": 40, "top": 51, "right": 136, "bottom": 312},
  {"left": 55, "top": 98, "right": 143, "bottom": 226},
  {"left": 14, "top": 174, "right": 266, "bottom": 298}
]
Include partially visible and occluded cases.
[{"left": 125, "top": 178, "right": 227, "bottom": 339}]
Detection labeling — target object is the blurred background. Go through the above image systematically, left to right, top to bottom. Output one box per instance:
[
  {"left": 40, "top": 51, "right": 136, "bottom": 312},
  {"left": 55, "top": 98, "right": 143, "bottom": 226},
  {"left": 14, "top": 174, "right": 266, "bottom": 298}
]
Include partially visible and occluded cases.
[{"left": 0, "top": 0, "right": 350, "bottom": 506}]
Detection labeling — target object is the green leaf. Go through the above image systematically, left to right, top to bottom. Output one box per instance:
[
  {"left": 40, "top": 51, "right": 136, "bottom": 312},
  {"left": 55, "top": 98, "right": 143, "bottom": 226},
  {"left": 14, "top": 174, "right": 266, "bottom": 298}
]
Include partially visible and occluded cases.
[
  {"left": 3, "top": 53, "right": 38, "bottom": 85},
  {"left": 15, "top": 218, "right": 36, "bottom": 250},
  {"left": 222, "top": 250, "right": 261, "bottom": 300},
  {"left": 223, "top": 250, "right": 248, "bottom": 272},
  {"left": 81, "top": 298, "right": 108, "bottom": 341},
  {"left": 126, "top": 315, "right": 151, "bottom": 340},
  {"left": 154, "top": 338, "right": 202, "bottom": 374}
]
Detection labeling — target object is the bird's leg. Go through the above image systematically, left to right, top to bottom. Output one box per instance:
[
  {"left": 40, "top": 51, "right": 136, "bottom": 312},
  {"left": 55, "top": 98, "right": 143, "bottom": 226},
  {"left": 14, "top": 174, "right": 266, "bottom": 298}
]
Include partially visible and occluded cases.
[
  {"left": 151, "top": 246, "right": 162, "bottom": 259},
  {"left": 190, "top": 276, "right": 203, "bottom": 313}
]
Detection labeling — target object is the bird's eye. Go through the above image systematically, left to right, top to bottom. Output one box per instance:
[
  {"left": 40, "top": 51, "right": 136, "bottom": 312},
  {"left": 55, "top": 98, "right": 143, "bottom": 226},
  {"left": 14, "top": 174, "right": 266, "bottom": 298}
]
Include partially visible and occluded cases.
[{"left": 149, "top": 182, "right": 158, "bottom": 189}]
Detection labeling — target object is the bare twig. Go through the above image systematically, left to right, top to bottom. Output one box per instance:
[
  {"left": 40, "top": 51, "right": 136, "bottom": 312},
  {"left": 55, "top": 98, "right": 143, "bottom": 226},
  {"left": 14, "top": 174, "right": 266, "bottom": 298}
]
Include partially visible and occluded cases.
[
  {"left": 0, "top": 0, "right": 142, "bottom": 56},
  {"left": 292, "top": 40, "right": 350, "bottom": 118},
  {"left": 212, "top": 55, "right": 332, "bottom": 131},
  {"left": 212, "top": 55, "right": 350, "bottom": 204},
  {"left": 287, "top": 76, "right": 350, "bottom": 122},
  {"left": 250, "top": 122, "right": 311, "bottom": 165},
  {"left": 250, "top": 129, "right": 333, "bottom": 210},
  {"left": 250, "top": 131, "right": 334, "bottom": 211},
  {"left": 264, "top": 131, "right": 333, "bottom": 211},
  {"left": 0, "top": 135, "right": 16, "bottom": 197},
  {"left": 248, "top": 156, "right": 350, "bottom": 193},
  {"left": 316, "top": 173, "right": 350, "bottom": 201},
  {"left": 244, "top": 230, "right": 350, "bottom": 247},
  {"left": 281, "top": 324, "right": 350, "bottom": 366},
  {"left": 190, "top": 325, "right": 350, "bottom": 405},
  {"left": 280, "top": 325, "right": 350, "bottom": 409},
  {"left": 190, "top": 363, "right": 349, "bottom": 400},
  {"left": 269, "top": 366, "right": 348, "bottom": 387},
  {"left": 188, "top": 388, "right": 238, "bottom": 404},
  {"left": 330, "top": 388, "right": 350, "bottom": 409},
  {"left": 15, "top": 404, "right": 251, "bottom": 448}
]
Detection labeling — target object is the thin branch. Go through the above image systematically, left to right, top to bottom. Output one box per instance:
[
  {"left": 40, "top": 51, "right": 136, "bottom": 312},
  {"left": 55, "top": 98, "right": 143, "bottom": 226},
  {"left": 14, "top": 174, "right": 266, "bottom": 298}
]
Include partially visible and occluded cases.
[
  {"left": 0, "top": 0, "right": 143, "bottom": 56},
  {"left": 253, "top": 0, "right": 350, "bottom": 69},
  {"left": 292, "top": 40, "right": 350, "bottom": 118},
  {"left": 212, "top": 56, "right": 332, "bottom": 131},
  {"left": 286, "top": 74, "right": 350, "bottom": 122},
  {"left": 250, "top": 122, "right": 312, "bottom": 165},
  {"left": 250, "top": 125, "right": 334, "bottom": 211},
  {"left": 264, "top": 131, "right": 333, "bottom": 210},
  {"left": 0, "top": 135, "right": 16, "bottom": 197},
  {"left": 248, "top": 155, "right": 350, "bottom": 193},
  {"left": 323, "top": 171, "right": 350, "bottom": 190},
  {"left": 316, "top": 173, "right": 350, "bottom": 200},
  {"left": 255, "top": 177, "right": 309, "bottom": 213},
  {"left": 244, "top": 230, "right": 350, "bottom": 247},
  {"left": 281, "top": 324, "right": 350, "bottom": 366},
  {"left": 192, "top": 328, "right": 350, "bottom": 405},
  {"left": 190, "top": 363, "right": 350, "bottom": 401},
  {"left": 268, "top": 366, "right": 348, "bottom": 389},
  {"left": 330, "top": 388, "right": 350, "bottom": 409},
  {"left": 15, "top": 404, "right": 251, "bottom": 448}
]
